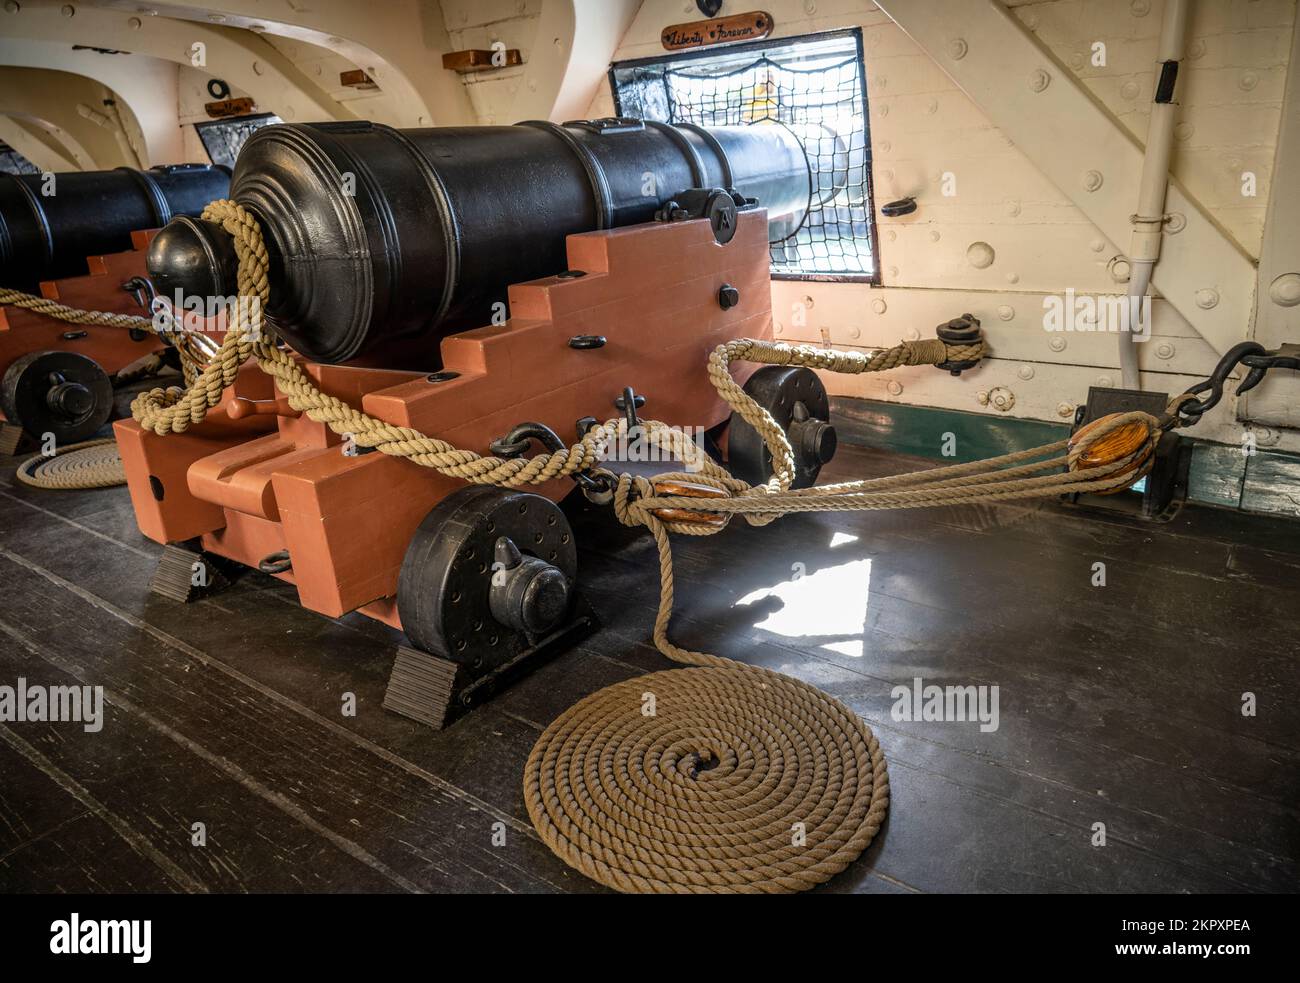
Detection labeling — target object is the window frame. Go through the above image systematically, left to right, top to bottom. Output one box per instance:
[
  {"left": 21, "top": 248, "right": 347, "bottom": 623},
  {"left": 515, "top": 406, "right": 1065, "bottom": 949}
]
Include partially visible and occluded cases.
[{"left": 608, "top": 26, "right": 880, "bottom": 285}]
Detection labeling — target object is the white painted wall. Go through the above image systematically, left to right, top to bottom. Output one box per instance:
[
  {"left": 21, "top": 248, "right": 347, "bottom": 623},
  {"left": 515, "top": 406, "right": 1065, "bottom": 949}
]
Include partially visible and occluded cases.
[
  {"left": 5, "top": 0, "right": 1295, "bottom": 450},
  {"left": 592, "top": 0, "right": 1300, "bottom": 451},
  {"left": 0, "top": 40, "right": 183, "bottom": 165}
]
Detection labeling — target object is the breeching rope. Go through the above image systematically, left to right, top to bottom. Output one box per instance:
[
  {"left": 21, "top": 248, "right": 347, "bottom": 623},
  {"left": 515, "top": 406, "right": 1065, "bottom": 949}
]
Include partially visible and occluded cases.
[
  {"left": 1, "top": 200, "right": 1172, "bottom": 892},
  {"left": 0, "top": 288, "right": 154, "bottom": 332}
]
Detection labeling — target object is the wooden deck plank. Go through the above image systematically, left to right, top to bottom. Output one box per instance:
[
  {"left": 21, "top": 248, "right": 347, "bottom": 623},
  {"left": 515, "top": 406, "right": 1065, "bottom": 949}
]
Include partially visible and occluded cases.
[
  {"left": 0, "top": 438, "right": 1297, "bottom": 895},
  {"left": 0, "top": 550, "right": 588, "bottom": 894}
]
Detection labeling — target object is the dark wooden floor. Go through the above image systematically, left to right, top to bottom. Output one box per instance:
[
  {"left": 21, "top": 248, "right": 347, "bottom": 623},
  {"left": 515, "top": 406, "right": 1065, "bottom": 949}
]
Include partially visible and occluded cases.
[{"left": 0, "top": 438, "right": 1297, "bottom": 894}]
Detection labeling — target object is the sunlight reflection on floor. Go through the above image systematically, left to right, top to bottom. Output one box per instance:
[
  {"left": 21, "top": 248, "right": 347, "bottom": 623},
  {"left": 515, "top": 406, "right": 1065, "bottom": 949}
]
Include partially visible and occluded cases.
[{"left": 734, "top": 540, "right": 871, "bottom": 657}]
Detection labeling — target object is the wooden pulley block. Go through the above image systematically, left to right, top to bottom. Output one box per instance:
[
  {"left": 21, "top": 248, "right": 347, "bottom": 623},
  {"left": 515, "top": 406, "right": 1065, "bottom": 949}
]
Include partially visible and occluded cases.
[
  {"left": 1068, "top": 413, "right": 1156, "bottom": 494},
  {"left": 649, "top": 478, "right": 729, "bottom": 528}
]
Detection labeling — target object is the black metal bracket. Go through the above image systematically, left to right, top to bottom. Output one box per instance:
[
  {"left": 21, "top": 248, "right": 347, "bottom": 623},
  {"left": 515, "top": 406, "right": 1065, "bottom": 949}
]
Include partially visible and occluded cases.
[
  {"left": 562, "top": 117, "right": 645, "bottom": 135},
  {"left": 654, "top": 187, "right": 756, "bottom": 245},
  {"left": 934, "top": 313, "right": 985, "bottom": 376},
  {"left": 489, "top": 420, "right": 611, "bottom": 495},
  {"left": 383, "top": 595, "right": 600, "bottom": 730}
]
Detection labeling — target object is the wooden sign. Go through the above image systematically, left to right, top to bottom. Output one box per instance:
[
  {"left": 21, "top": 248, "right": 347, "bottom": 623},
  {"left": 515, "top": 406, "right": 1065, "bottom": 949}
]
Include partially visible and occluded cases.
[
  {"left": 661, "top": 11, "right": 774, "bottom": 51},
  {"left": 442, "top": 48, "right": 523, "bottom": 73},
  {"left": 339, "top": 69, "right": 378, "bottom": 90},
  {"left": 204, "top": 97, "right": 255, "bottom": 119}
]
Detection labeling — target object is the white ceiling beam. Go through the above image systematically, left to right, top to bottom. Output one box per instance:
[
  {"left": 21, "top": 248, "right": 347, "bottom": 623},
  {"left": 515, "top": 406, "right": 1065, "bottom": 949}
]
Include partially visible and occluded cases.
[
  {"left": 128, "top": 0, "right": 474, "bottom": 127},
  {"left": 512, "top": 1, "right": 642, "bottom": 122},
  {"left": 0, "top": 2, "right": 353, "bottom": 126},
  {"left": 0, "top": 39, "right": 183, "bottom": 165},
  {"left": 0, "top": 67, "right": 143, "bottom": 168},
  {"left": 0, "top": 114, "right": 84, "bottom": 171}
]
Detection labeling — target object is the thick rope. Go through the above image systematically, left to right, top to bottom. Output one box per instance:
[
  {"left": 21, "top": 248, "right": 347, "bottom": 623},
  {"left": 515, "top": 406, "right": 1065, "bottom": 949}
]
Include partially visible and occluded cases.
[
  {"left": 9, "top": 201, "right": 1164, "bottom": 892},
  {"left": 0, "top": 285, "right": 218, "bottom": 394},
  {"left": 0, "top": 287, "right": 153, "bottom": 331},
  {"left": 14, "top": 439, "right": 124, "bottom": 489}
]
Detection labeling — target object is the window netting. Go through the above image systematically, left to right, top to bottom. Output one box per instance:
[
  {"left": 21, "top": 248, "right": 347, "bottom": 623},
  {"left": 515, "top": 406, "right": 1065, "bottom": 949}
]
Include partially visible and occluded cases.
[
  {"left": 611, "top": 30, "right": 875, "bottom": 279},
  {"left": 195, "top": 113, "right": 282, "bottom": 170},
  {"left": 0, "top": 141, "right": 39, "bottom": 176}
]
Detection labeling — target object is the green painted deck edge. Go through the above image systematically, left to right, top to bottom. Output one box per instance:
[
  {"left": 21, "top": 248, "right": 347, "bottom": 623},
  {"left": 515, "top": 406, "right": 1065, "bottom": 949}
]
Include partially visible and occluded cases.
[{"left": 829, "top": 396, "right": 1300, "bottom": 520}]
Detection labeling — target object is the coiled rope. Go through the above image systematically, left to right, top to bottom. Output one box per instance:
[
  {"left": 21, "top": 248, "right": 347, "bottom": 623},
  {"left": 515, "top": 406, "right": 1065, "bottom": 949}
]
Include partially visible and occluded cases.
[
  {"left": 4, "top": 199, "right": 1170, "bottom": 892},
  {"left": 15, "top": 438, "right": 124, "bottom": 489},
  {"left": 523, "top": 666, "right": 888, "bottom": 893}
]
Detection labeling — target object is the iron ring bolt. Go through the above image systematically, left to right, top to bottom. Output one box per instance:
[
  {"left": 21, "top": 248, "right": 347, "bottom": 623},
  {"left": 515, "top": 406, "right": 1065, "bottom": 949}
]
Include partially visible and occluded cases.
[
  {"left": 122, "top": 275, "right": 157, "bottom": 308},
  {"left": 718, "top": 284, "right": 740, "bottom": 310},
  {"left": 935, "top": 313, "right": 984, "bottom": 375},
  {"left": 614, "top": 387, "right": 645, "bottom": 429},
  {"left": 490, "top": 435, "right": 532, "bottom": 457},
  {"left": 258, "top": 550, "right": 292, "bottom": 575}
]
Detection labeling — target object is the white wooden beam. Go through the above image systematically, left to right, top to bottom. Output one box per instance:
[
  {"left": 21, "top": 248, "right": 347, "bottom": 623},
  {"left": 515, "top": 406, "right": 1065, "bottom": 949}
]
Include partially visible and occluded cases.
[
  {"left": 135, "top": 0, "right": 474, "bottom": 127},
  {"left": 873, "top": 0, "right": 1257, "bottom": 356},
  {"left": 513, "top": 1, "right": 643, "bottom": 122},
  {"left": 0, "top": 2, "right": 353, "bottom": 127},
  {"left": 0, "top": 40, "right": 183, "bottom": 165},
  {"left": 0, "top": 68, "right": 141, "bottom": 169},
  {"left": 0, "top": 115, "right": 83, "bottom": 171}
]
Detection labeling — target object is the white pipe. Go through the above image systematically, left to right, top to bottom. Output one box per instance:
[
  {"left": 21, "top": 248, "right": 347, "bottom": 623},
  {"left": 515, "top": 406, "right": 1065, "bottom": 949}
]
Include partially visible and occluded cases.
[{"left": 1121, "top": 0, "right": 1190, "bottom": 390}]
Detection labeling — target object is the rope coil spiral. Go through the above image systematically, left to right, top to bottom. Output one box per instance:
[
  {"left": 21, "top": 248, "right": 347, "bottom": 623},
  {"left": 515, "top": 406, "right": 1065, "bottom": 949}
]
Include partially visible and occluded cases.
[
  {"left": 2, "top": 199, "right": 1171, "bottom": 892},
  {"left": 15, "top": 438, "right": 125, "bottom": 489},
  {"left": 523, "top": 666, "right": 889, "bottom": 893}
]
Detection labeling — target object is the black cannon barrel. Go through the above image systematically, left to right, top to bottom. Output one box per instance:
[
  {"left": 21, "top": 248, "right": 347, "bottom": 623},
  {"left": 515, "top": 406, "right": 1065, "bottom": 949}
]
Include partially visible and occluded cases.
[
  {"left": 147, "top": 118, "right": 814, "bottom": 367},
  {"left": 0, "top": 163, "right": 230, "bottom": 291}
]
